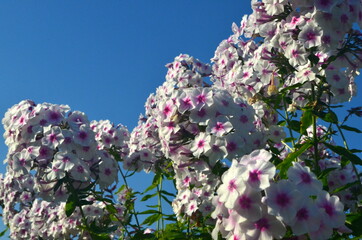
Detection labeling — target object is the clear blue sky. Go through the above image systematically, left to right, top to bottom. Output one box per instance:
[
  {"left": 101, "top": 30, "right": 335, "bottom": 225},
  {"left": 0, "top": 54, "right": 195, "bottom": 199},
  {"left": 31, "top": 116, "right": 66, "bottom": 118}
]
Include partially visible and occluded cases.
[{"left": 0, "top": 0, "right": 360, "bottom": 235}]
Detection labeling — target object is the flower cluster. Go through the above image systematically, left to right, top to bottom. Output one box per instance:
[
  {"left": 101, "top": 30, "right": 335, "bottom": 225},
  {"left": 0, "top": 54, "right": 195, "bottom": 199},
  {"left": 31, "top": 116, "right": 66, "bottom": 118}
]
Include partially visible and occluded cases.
[
  {"left": 1, "top": 0, "right": 362, "bottom": 239},
  {"left": 212, "top": 0, "right": 362, "bottom": 107},
  {"left": 127, "top": 54, "right": 288, "bottom": 222},
  {"left": 0, "top": 100, "right": 130, "bottom": 238},
  {"left": 211, "top": 150, "right": 347, "bottom": 240}
]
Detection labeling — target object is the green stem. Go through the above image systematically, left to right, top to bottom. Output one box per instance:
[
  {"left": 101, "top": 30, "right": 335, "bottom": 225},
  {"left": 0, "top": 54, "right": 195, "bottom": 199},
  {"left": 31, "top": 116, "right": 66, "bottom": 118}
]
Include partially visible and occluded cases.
[
  {"left": 311, "top": 84, "right": 321, "bottom": 173},
  {"left": 336, "top": 125, "right": 362, "bottom": 188},
  {"left": 118, "top": 165, "right": 141, "bottom": 229},
  {"left": 156, "top": 176, "right": 164, "bottom": 235},
  {"left": 78, "top": 204, "right": 90, "bottom": 229},
  {"left": 187, "top": 216, "right": 191, "bottom": 238}
]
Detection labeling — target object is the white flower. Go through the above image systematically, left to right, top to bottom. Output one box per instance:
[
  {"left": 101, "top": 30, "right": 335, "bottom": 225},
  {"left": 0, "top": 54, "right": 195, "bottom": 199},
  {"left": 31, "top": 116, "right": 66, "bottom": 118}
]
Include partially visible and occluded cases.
[
  {"left": 190, "top": 133, "right": 211, "bottom": 158},
  {"left": 287, "top": 162, "right": 322, "bottom": 195},
  {"left": 217, "top": 163, "right": 247, "bottom": 208},
  {"left": 264, "top": 180, "right": 301, "bottom": 224},
  {"left": 315, "top": 191, "right": 345, "bottom": 228}
]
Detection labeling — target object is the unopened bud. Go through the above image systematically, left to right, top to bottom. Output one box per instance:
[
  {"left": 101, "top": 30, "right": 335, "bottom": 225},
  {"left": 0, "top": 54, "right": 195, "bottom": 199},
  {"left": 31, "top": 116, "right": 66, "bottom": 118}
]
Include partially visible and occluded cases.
[{"left": 267, "top": 85, "right": 278, "bottom": 96}]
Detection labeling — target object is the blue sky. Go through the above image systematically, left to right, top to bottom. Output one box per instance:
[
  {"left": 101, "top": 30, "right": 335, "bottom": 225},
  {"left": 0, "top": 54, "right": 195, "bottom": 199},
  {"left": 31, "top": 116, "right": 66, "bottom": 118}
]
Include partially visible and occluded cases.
[{"left": 0, "top": 0, "right": 361, "bottom": 234}]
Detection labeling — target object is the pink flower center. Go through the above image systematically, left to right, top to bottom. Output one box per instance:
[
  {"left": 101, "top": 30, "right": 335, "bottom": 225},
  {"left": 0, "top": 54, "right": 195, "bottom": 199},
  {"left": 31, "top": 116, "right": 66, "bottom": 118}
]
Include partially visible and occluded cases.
[
  {"left": 319, "top": 0, "right": 331, "bottom": 7},
  {"left": 306, "top": 31, "right": 316, "bottom": 41},
  {"left": 292, "top": 49, "right": 299, "bottom": 58},
  {"left": 197, "top": 94, "right": 206, "bottom": 104},
  {"left": 163, "top": 106, "right": 172, "bottom": 116},
  {"left": 197, "top": 109, "right": 207, "bottom": 117},
  {"left": 49, "top": 112, "right": 61, "bottom": 122},
  {"left": 239, "top": 115, "right": 249, "bottom": 123},
  {"left": 214, "top": 122, "right": 224, "bottom": 131},
  {"left": 78, "top": 131, "right": 88, "bottom": 140},
  {"left": 49, "top": 133, "right": 57, "bottom": 142},
  {"left": 197, "top": 140, "right": 205, "bottom": 148},
  {"left": 226, "top": 142, "right": 237, "bottom": 152},
  {"left": 77, "top": 165, "right": 84, "bottom": 173},
  {"left": 104, "top": 168, "right": 112, "bottom": 176},
  {"left": 249, "top": 170, "right": 260, "bottom": 182},
  {"left": 300, "top": 172, "right": 311, "bottom": 184},
  {"left": 228, "top": 179, "right": 237, "bottom": 191},
  {"left": 276, "top": 193, "right": 290, "bottom": 207},
  {"left": 238, "top": 195, "right": 252, "bottom": 209},
  {"left": 323, "top": 203, "right": 334, "bottom": 216},
  {"left": 296, "top": 207, "right": 309, "bottom": 221},
  {"left": 255, "top": 218, "right": 269, "bottom": 232}
]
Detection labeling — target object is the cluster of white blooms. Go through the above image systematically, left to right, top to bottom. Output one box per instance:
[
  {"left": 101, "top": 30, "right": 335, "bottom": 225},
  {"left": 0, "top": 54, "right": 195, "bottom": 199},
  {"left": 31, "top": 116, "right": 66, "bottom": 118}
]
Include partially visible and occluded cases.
[
  {"left": 1, "top": 0, "right": 361, "bottom": 239},
  {"left": 212, "top": 0, "right": 362, "bottom": 107},
  {"left": 165, "top": 53, "right": 212, "bottom": 88},
  {"left": 127, "top": 54, "right": 287, "bottom": 222},
  {"left": 0, "top": 100, "right": 130, "bottom": 239},
  {"left": 125, "top": 116, "right": 164, "bottom": 173},
  {"left": 91, "top": 119, "right": 129, "bottom": 152},
  {"left": 211, "top": 149, "right": 347, "bottom": 240}
]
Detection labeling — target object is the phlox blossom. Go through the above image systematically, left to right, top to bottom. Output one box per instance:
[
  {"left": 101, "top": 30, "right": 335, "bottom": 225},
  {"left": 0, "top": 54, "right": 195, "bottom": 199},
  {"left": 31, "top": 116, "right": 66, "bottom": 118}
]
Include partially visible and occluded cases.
[
  {"left": 190, "top": 133, "right": 211, "bottom": 158},
  {"left": 217, "top": 162, "right": 247, "bottom": 208},
  {"left": 287, "top": 162, "right": 322, "bottom": 195},
  {"left": 264, "top": 180, "right": 301, "bottom": 224},
  {"left": 233, "top": 186, "right": 262, "bottom": 222},
  {"left": 315, "top": 191, "right": 345, "bottom": 229},
  {"left": 289, "top": 197, "right": 321, "bottom": 236},
  {"left": 240, "top": 207, "right": 286, "bottom": 240}
]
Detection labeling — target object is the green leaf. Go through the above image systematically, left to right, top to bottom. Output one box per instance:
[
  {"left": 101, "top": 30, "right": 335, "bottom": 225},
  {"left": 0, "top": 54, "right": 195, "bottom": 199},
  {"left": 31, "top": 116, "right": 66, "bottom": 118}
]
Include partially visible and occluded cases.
[
  {"left": 308, "top": 53, "right": 319, "bottom": 66},
  {"left": 279, "top": 83, "right": 303, "bottom": 94},
  {"left": 300, "top": 110, "right": 313, "bottom": 134},
  {"left": 323, "top": 111, "right": 338, "bottom": 123},
  {"left": 278, "top": 120, "right": 286, "bottom": 126},
  {"left": 288, "top": 120, "right": 301, "bottom": 132},
  {"left": 340, "top": 125, "right": 362, "bottom": 134},
  {"left": 283, "top": 137, "right": 297, "bottom": 143},
  {"left": 277, "top": 141, "right": 313, "bottom": 178},
  {"left": 324, "top": 143, "right": 362, "bottom": 165},
  {"left": 350, "top": 149, "right": 362, "bottom": 153},
  {"left": 211, "top": 160, "right": 229, "bottom": 176},
  {"left": 318, "top": 167, "right": 337, "bottom": 179},
  {"left": 153, "top": 173, "right": 162, "bottom": 185},
  {"left": 144, "top": 174, "right": 162, "bottom": 193},
  {"left": 53, "top": 178, "right": 64, "bottom": 193},
  {"left": 78, "top": 180, "right": 97, "bottom": 192},
  {"left": 331, "top": 181, "right": 359, "bottom": 194},
  {"left": 115, "top": 184, "right": 126, "bottom": 194},
  {"left": 160, "top": 190, "right": 176, "bottom": 197},
  {"left": 141, "top": 192, "right": 158, "bottom": 202},
  {"left": 65, "top": 194, "right": 77, "bottom": 217},
  {"left": 161, "top": 195, "right": 173, "bottom": 205},
  {"left": 79, "top": 200, "right": 93, "bottom": 206},
  {"left": 105, "top": 204, "right": 117, "bottom": 214},
  {"left": 146, "top": 204, "right": 159, "bottom": 208},
  {"left": 138, "top": 209, "right": 161, "bottom": 215},
  {"left": 346, "top": 212, "right": 362, "bottom": 236},
  {"left": 142, "top": 213, "right": 162, "bottom": 225},
  {"left": 163, "top": 215, "right": 177, "bottom": 221},
  {"left": 101, "top": 225, "right": 119, "bottom": 234},
  {"left": 0, "top": 227, "right": 8, "bottom": 237},
  {"left": 161, "top": 231, "right": 187, "bottom": 240},
  {"left": 132, "top": 232, "right": 156, "bottom": 239},
  {"left": 89, "top": 233, "right": 112, "bottom": 240}
]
